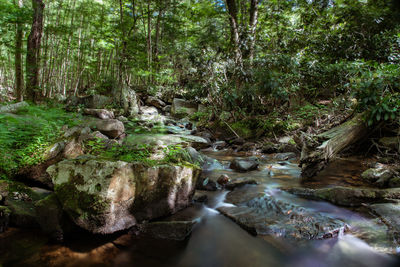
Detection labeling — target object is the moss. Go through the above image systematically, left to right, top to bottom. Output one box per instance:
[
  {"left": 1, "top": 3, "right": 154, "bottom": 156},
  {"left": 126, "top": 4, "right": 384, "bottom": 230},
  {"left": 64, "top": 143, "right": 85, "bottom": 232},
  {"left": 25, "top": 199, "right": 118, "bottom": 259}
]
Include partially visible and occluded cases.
[{"left": 55, "top": 183, "right": 111, "bottom": 221}]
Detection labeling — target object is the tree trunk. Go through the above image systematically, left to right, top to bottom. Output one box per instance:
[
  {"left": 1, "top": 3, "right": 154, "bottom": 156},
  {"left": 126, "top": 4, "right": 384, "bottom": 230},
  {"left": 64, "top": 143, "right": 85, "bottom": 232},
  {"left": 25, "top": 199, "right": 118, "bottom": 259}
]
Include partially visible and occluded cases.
[
  {"left": 14, "top": 0, "right": 24, "bottom": 101},
  {"left": 26, "top": 0, "right": 45, "bottom": 103},
  {"left": 225, "top": 0, "right": 242, "bottom": 67},
  {"left": 248, "top": 0, "right": 259, "bottom": 64},
  {"left": 0, "top": 101, "right": 28, "bottom": 114},
  {"left": 299, "top": 113, "right": 368, "bottom": 179}
]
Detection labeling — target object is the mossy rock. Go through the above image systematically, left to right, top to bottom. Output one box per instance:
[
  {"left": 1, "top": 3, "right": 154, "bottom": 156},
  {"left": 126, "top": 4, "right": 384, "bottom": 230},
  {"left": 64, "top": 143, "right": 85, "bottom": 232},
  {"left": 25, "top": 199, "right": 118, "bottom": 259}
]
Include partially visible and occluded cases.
[
  {"left": 47, "top": 158, "right": 201, "bottom": 234},
  {"left": 0, "top": 205, "right": 11, "bottom": 233}
]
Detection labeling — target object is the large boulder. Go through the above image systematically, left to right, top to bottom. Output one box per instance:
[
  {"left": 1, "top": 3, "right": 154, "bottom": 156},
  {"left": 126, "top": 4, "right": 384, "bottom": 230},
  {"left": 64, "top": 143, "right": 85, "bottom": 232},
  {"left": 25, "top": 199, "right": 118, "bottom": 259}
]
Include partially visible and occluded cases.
[
  {"left": 122, "top": 87, "right": 139, "bottom": 117},
  {"left": 171, "top": 98, "right": 198, "bottom": 118},
  {"left": 93, "top": 119, "right": 125, "bottom": 139},
  {"left": 47, "top": 159, "right": 201, "bottom": 234},
  {"left": 369, "top": 203, "right": 400, "bottom": 243}
]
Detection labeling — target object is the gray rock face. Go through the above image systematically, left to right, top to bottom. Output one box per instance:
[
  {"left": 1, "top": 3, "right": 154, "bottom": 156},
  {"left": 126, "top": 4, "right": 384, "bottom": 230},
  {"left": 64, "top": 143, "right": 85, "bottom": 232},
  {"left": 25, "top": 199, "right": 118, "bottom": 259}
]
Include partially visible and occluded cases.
[
  {"left": 171, "top": 98, "right": 198, "bottom": 118},
  {"left": 84, "top": 108, "right": 115, "bottom": 120},
  {"left": 93, "top": 119, "right": 125, "bottom": 139},
  {"left": 230, "top": 158, "right": 259, "bottom": 172},
  {"left": 47, "top": 159, "right": 200, "bottom": 234},
  {"left": 361, "top": 167, "right": 394, "bottom": 184},
  {"left": 218, "top": 188, "right": 348, "bottom": 239},
  {"left": 142, "top": 220, "right": 197, "bottom": 240}
]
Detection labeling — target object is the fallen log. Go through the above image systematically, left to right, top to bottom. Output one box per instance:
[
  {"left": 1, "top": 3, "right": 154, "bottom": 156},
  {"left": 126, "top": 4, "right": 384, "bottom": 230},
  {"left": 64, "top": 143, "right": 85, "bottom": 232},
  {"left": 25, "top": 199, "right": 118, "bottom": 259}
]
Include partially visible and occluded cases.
[
  {"left": 0, "top": 101, "right": 28, "bottom": 114},
  {"left": 299, "top": 113, "right": 368, "bottom": 179}
]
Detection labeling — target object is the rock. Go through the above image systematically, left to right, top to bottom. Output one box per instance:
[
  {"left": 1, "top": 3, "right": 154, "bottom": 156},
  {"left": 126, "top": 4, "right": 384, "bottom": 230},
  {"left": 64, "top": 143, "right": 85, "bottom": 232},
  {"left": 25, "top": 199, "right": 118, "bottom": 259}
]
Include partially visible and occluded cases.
[
  {"left": 122, "top": 87, "right": 139, "bottom": 117},
  {"left": 86, "top": 95, "right": 112, "bottom": 109},
  {"left": 146, "top": 96, "right": 166, "bottom": 109},
  {"left": 171, "top": 98, "right": 198, "bottom": 118},
  {"left": 162, "top": 105, "right": 172, "bottom": 113},
  {"left": 140, "top": 106, "right": 158, "bottom": 115},
  {"left": 84, "top": 108, "right": 115, "bottom": 120},
  {"left": 117, "top": 116, "right": 128, "bottom": 123},
  {"left": 93, "top": 119, "right": 125, "bottom": 139},
  {"left": 90, "top": 131, "right": 109, "bottom": 140},
  {"left": 278, "top": 136, "right": 295, "bottom": 144},
  {"left": 378, "top": 137, "right": 399, "bottom": 151},
  {"left": 63, "top": 139, "right": 84, "bottom": 159},
  {"left": 213, "top": 141, "right": 227, "bottom": 150},
  {"left": 43, "top": 142, "right": 65, "bottom": 161},
  {"left": 237, "top": 142, "right": 257, "bottom": 152},
  {"left": 261, "top": 143, "right": 278, "bottom": 154},
  {"left": 274, "top": 152, "right": 296, "bottom": 160},
  {"left": 230, "top": 158, "right": 259, "bottom": 172},
  {"left": 47, "top": 159, "right": 200, "bottom": 234},
  {"left": 361, "top": 167, "right": 394, "bottom": 185},
  {"left": 217, "top": 174, "right": 230, "bottom": 186},
  {"left": 196, "top": 177, "right": 218, "bottom": 191},
  {"left": 225, "top": 179, "right": 258, "bottom": 190},
  {"left": 284, "top": 186, "right": 400, "bottom": 207},
  {"left": 218, "top": 188, "right": 348, "bottom": 239},
  {"left": 193, "top": 191, "right": 208, "bottom": 203},
  {"left": 34, "top": 194, "right": 64, "bottom": 242},
  {"left": 5, "top": 198, "right": 39, "bottom": 228},
  {"left": 369, "top": 203, "right": 400, "bottom": 243},
  {"left": 0, "top": 206, "right": 11, "bottom": 233},
  {"left": 142, "top": 220, "right": 197, "bottom": 241}
]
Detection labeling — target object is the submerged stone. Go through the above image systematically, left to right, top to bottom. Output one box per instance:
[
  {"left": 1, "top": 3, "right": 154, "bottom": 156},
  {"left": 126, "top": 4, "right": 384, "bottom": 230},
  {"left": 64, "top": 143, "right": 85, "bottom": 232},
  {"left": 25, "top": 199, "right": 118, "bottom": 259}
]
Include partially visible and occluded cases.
[
  {"left": 230, "top": 158, "right": 259, "bottom": 172},
  {"left": 142, "top": 220, "right": 197, "bottom": 241}
]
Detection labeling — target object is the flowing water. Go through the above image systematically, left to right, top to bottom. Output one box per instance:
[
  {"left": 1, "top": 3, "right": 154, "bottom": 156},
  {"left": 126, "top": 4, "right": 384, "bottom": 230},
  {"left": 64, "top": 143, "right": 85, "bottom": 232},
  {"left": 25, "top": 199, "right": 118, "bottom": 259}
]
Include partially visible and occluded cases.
[{"left": 1, "top": 148, "right": 400, "bottom": 267}]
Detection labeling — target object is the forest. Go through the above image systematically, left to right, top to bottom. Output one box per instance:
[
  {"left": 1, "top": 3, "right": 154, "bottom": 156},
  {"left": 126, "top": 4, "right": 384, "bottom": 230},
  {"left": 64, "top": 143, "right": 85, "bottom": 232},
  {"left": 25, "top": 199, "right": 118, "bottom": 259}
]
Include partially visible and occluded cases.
[{"left": 0, "top": 0, "right": 400, "bottom": 266}]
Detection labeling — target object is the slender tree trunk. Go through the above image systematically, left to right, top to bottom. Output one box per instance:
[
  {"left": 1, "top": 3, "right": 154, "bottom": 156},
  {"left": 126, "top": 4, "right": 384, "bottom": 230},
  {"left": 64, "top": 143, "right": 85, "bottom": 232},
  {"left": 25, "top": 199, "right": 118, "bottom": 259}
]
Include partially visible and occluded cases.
[
  {"left": 14, "top": 0, "right": 24, "bottom": 101},
  {"left": 26, "top": 0, "right": 45, "bottom": 102},
  {"left": 147, "top": 0, "right": 152, "bottom": 83},
  {"left": 225, "top": 0, "right": 242, "bottom": 67},
  {"left": 248, "top": 0, "right": 259, "bottom": 64}
]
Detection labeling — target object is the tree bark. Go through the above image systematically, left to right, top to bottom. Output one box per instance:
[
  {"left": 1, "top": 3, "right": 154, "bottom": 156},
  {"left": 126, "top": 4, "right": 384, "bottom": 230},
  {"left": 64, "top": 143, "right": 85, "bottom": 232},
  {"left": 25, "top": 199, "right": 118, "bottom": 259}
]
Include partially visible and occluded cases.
[
  {"left": 14, "top": 0, "right": 24, "bottom": 101},
  {"left": 26, "top": 0, "right": 45, "bottom": 102},
  {"left": 225, "top": 0, "right": 242, "bottom": 67},
  {"left": 248, "top": 0, "right": 259, "bottom": 64},
  {"left": 0, "top": 101, "right": 28, "bottom": 114},
  {"left": 299, "top": 113, "right": 368, "bottom": 179}
]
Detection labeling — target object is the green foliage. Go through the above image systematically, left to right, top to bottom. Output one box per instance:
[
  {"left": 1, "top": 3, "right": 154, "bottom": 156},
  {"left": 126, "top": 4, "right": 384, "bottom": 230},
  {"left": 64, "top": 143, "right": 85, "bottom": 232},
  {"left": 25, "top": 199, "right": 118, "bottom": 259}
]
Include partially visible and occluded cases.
[
  {"left": 352, "top": 63, "right": 400, "bottom": 126},
  {"left": 0, "top": 104, "right": 81, "bottom": 179}
]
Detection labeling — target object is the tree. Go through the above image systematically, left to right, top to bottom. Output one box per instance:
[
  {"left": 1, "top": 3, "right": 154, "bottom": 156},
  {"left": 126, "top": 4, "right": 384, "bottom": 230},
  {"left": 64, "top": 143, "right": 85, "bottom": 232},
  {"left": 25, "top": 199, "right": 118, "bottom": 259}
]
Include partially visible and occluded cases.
[
  {"left": 14, "top": 0, "right": 24, "bottom": 101},
  {"left": 26, "top": 0, "right": 44, "bottom": 102}
]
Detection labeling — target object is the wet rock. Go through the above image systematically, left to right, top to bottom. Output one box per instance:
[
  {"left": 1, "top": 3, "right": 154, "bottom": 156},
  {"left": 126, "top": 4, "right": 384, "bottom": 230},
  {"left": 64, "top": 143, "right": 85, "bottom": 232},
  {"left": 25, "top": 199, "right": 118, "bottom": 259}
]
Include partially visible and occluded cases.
[
  {"left": 146, "top": 96, "right": 166, "bottom": 109},
  {"left": 171, "top": 98, "right": 198, "bottom": 118},
  {"left": 140, "top": 106, "right": 158, "bottom": 116},
  {"left": 84, "top": 108, "right": 115, "bottom": 120},
  {"left": 93, "top": 119, "right": 125, "bottom": 139},
  {"left": 278, "top": 136, "right": 295, "bottom": 144},
  {"left": 231, "top": 138, "right": 245, "bottom": 146},
  {"left": 213, "top": 141, "right": 227, "bottom": 150},
  {"left": 43, "top": 142, "right": 65, "bottom": 161},
  {"left": 237, "top": 142, "right": 257, "bottom": 152},
  {"left": 274, "top": 152, "right": 296, "bottom": 160},
  {"left": 230, "top": 158, "right": 259, "bottom": 172},
  {"left": 47, "top": 159, "right": 201, "bottom": 234},
  {"left": 361, "top": 166, "right": 394, "bottom": 186},
  {"left": 217, "top": 174, "right": 230, "bottom": 186},
  {"left": 196, "top": 177, "right": 218, "bottom": 191},
  {"left": 225, "top": 179, "right": 258, "bottom": 190},
  {"left": 284, "top": 186, "right": 400, "bottom": 207},
  {"left": 218, "top": 189, "right": 348, "bottom": 239},
  {"left": 193, "top": 191, "right": 208, "bottom": 203},
  {"left": 34, "top": 194, "right": 64, "bottom": 242},
  {"left": 6, "top": 199, "right": 39, "bottom": 228},
  {"left": 369, "top": 203, "right": 400, "bottom": 243},
  {"left": 0, "top": 206, "right": 11, "bottom": 233},
  {"left": 142, "top": 220, "right": 197, "bottom": 241}
]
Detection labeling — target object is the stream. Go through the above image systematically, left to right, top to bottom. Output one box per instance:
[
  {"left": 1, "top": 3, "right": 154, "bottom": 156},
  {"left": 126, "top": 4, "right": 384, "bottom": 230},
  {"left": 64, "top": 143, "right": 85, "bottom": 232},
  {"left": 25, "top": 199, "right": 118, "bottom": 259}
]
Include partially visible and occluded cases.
[{"left": 2, "top": 147, "right": 400, "bottom": 266}]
